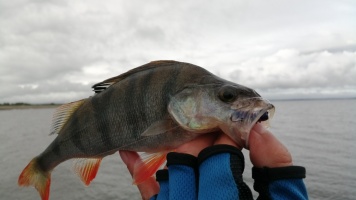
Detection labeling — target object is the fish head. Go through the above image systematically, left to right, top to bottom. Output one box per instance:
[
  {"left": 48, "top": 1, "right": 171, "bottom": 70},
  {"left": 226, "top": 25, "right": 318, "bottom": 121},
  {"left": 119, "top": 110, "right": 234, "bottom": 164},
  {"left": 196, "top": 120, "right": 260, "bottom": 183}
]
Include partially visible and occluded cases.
[
  {"left": 168, "top": 81, "right": 275, "bottom": 148},
  {"left": 218, "top": 85, "right": 275, "bottom": 148}
]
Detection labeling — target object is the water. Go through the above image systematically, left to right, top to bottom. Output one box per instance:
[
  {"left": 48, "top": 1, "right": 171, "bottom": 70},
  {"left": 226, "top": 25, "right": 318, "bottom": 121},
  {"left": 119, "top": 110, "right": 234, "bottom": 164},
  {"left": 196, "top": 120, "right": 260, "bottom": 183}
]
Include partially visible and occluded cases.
[
  {"left": 0, "top": 99, "right": 355, "bottom": 200},
  {"left": 242, "top": 99, "right": 356, "bottom": 200}
]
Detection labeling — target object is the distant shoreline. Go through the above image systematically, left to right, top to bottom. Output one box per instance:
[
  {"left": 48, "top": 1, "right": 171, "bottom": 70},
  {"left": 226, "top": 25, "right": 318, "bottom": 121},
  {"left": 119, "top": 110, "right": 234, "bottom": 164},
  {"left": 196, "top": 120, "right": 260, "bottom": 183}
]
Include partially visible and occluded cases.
[
  {"left": 0, "top": 97, "right": 354, "bottom": 111},
  {"left": 269, "top": 97, "right": 356, "bottom": 102},
  {"left": 0, "top": 104, "right": 61, "bottom": 110}
]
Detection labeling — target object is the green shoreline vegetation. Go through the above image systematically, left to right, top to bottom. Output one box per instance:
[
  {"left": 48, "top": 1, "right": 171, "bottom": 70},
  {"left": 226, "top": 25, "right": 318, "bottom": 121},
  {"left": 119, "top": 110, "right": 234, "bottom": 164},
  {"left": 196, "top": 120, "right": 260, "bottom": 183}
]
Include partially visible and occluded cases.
[{"left": 0, "top": 102, "right": 61, "bottom": 110}]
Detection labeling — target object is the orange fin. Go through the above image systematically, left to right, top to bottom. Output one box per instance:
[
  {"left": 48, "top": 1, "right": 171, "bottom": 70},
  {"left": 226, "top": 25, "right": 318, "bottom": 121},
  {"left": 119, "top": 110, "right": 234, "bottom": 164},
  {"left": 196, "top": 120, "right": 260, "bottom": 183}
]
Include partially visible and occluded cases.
[
  {"left": 133, "top": 152, "right": 167, "bottom": 185},
  {"left": 18, "top": 158, "right": 51, "bottom": 200},
  {"left": 73, "top": 158, "right": 102, "bottom": 186}
]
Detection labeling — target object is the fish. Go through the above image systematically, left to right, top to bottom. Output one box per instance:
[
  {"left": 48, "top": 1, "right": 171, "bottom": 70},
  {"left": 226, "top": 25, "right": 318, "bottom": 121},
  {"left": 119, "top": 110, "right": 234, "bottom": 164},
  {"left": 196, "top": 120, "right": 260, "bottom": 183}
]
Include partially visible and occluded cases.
[{"left": 18, "top": 60, "right": 275, "bottom": 200}]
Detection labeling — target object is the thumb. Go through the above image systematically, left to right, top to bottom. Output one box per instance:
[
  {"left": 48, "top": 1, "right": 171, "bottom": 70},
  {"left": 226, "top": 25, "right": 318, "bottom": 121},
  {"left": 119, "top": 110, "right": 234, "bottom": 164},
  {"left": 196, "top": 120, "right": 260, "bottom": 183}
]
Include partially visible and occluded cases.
[{"left": 248, "top": 123, "right": 293, "bottom": 168}]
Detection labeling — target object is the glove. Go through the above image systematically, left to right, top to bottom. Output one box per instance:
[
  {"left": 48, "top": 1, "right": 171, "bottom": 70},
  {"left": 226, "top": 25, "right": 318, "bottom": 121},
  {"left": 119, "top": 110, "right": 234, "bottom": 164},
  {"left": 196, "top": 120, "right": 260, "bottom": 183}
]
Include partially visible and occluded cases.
[
  {"left": 150, "top": 144, "right": 308, "bottom": 200},
  {"left": 151, "top": 144, "right": 253, "bottom": 200}
]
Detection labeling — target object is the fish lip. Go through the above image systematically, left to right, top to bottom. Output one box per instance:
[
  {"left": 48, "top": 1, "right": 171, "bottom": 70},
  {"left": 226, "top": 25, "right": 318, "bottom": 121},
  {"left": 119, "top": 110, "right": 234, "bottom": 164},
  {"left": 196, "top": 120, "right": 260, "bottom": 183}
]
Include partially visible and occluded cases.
[
  {"left": 230, "top": 103, "right": 275, "bottom": 148},
  {"left": 231, "top": 103, "right": 274, "bottom": 124},
  {"left": 252, "top": 103, "right": 275, "bottom": 124}
]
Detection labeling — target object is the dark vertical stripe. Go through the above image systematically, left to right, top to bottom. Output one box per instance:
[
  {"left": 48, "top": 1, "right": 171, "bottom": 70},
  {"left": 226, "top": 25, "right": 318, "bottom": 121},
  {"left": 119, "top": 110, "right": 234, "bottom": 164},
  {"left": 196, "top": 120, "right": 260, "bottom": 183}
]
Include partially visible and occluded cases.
[
  {"left": 159, "top": 65, "right": 181, "bottom": 116},
  {"left": 122, "top": 66, "right": 174, "bottom": 139},
  {"left": 136, "top": 68, "right": 155, "bottom": 122},
  {"left": 122, "top": 73, "right": 140, "bottom": 137},
  {"left": 91, "top": 88, "right": 115, "bottom": 150},
  {"left": 69, "top": 113, "right": 87, "bottom": 153},
  {"left": 37, "top": 139, "right": 61, "bottom": 171},
  {"left": 51, "top": 139, "right": 61, "bottom": 157}
]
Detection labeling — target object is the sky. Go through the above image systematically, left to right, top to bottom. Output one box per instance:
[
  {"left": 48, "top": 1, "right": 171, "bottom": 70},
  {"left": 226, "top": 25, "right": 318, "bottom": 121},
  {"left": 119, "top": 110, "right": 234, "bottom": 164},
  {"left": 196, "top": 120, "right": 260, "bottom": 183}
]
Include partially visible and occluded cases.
[{"left": 0, "top": 0, "right": 355, "bottom": 104}]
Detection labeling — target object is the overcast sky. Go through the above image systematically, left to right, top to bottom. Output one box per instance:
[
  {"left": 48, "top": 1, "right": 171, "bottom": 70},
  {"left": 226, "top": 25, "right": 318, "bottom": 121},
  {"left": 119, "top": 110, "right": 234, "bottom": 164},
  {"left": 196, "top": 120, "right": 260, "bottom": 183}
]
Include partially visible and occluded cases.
[{"left": 1, "top": 0, "right": 355, "bottom": 103}]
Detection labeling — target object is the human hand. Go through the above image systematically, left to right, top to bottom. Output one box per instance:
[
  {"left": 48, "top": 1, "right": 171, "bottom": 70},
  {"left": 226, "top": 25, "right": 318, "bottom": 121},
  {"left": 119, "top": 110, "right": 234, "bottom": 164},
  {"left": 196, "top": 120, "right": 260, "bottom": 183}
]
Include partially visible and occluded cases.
[
  {"left": 175, "top": 122, "right": 293, "bottom": 168},
  {"left": 248, "top": 123, "right": 293, "bottom": 167},
  {"left": 120, "top": 124, "right": 293, "bottom": 199},
  {"left": 248, "top": 124, "right": 308, "bottom": 200},
  {"left": 118, "top": 132, "right": 219, "bottom": 200}
]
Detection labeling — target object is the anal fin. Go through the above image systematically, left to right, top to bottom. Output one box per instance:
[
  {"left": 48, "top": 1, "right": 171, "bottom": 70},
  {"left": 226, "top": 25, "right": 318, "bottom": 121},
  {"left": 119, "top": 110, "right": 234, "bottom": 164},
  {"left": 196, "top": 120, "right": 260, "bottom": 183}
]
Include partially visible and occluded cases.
[{"left": 73, "top": 158, "right": 102, "bottom": 186}]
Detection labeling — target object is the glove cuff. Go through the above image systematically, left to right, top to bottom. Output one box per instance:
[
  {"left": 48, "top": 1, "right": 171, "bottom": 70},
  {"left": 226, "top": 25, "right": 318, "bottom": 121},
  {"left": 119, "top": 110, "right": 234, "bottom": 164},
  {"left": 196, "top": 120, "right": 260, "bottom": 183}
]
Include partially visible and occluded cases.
[
  {"left": 197, "top": 144, "right": 244, "bottom": 166},
  {"left": 166, "top": 152, "right": 197, "bottom": 168},
  {"left": 252, "top": 166, "right": 306, "bottom": 182}
]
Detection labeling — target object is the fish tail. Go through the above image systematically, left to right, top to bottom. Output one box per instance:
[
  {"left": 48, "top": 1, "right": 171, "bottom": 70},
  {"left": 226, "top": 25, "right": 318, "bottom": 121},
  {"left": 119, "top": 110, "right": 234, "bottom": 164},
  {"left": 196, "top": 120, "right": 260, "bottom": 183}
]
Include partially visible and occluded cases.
[{"left": 18, "top": 157, "right": 51, "bottom": 200}]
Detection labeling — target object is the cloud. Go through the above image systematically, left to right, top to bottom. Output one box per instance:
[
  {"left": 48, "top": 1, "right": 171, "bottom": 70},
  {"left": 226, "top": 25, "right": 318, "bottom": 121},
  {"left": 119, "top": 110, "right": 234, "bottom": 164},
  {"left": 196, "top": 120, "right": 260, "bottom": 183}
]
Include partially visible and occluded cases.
[
  {"left": 0, "top": 0, "right": 355, "bottom": 103},
  {"left": 223, "top": 49, "right": 356, "bottom": 99},
  {"left": 229, "top": 50, "right": 356, "bottom": 88}
]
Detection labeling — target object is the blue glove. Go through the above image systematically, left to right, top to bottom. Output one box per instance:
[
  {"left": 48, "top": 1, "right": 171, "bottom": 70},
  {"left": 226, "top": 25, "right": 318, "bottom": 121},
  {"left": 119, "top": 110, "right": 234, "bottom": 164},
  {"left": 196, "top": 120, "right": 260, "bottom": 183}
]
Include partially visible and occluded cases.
[
  {"left": 150, "top": 144, "right": 308, "bottom": 200},
  {"left": 197, "top": 145, "right": 253, "bottom": 199}
]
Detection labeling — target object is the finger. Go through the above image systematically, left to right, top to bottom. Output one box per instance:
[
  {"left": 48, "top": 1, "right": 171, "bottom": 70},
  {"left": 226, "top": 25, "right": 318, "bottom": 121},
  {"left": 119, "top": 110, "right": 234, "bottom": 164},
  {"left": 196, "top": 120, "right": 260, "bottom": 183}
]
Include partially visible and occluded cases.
[
  {"left": 248, "top": 123, "right": 293, "bottom": 168},
  {"left": 175, "top": 132, "right": 217, "bottom": 157},
  {"left": 213, "top": 133, "right": 242, "bottom": 150},
  {"left": 119, "top": 150, "right": 159, "bottom": 200}
]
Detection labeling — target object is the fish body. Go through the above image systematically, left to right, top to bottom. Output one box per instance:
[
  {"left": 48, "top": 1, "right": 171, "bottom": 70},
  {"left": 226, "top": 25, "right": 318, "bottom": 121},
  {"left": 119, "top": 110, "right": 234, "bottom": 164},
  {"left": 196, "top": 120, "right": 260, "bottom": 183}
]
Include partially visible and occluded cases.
[{"left": 18, "top": 60, "right": 274, "bottom": 200}]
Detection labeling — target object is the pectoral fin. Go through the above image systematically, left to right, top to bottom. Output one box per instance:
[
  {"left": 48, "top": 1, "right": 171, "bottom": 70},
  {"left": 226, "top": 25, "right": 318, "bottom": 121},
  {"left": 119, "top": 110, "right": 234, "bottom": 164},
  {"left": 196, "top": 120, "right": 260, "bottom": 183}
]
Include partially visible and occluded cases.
[
  {"left": 140, "top": 119, "right": 177, "bottom": 137},
  {"left": 132, "top": 152, "right": 168, "bottom": 185}
]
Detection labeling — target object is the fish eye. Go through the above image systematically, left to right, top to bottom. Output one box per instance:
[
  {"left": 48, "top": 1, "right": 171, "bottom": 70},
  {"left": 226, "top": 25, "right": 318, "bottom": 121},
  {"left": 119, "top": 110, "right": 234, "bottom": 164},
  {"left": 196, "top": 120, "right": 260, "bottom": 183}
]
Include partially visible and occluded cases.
[{"left": 218, "top": 86, "right": 238, "bottom": 102}]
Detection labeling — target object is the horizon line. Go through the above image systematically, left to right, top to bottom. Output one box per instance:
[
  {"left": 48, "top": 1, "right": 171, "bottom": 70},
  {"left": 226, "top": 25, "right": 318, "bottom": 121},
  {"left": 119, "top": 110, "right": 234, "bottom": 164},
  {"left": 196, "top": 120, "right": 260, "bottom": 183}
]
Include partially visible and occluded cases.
[{"left": 1, "top": 97, "right": 355, "bottom": 106}]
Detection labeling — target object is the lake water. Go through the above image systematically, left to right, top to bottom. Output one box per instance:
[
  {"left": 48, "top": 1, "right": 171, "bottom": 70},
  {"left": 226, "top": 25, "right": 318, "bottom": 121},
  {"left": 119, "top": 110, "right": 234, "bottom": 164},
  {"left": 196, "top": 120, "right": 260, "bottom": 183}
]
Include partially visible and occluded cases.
[{"left": 0, "top": 99, "right": 355, "bottom": 200}]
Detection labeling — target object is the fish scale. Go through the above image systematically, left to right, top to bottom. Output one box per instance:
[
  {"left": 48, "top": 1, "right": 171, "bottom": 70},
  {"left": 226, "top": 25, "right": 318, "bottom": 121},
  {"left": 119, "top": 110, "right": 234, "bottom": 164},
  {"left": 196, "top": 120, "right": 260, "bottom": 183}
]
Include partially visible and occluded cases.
[{"left": 18, "top": 60, "right": 275, "bottom": 200}]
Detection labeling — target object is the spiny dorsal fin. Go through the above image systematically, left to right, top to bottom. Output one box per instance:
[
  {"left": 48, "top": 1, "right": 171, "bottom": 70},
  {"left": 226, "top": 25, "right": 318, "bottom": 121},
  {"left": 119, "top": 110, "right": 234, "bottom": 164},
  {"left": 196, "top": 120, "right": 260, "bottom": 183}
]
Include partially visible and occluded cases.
[
  {"left": 92, "top": 60, "right": 180, "bottom": 94},
  {"left": 92, "top": 82, "right": 115, "bottom": 93},
  {"left": 50, "top": 99, "right": 85, "bottom": 135},
  {"left": 132, "top": 152, "right": 168, "bottom": 185},
  {"left": 73, "top": 158, "right": 103, "bottom": 186}
]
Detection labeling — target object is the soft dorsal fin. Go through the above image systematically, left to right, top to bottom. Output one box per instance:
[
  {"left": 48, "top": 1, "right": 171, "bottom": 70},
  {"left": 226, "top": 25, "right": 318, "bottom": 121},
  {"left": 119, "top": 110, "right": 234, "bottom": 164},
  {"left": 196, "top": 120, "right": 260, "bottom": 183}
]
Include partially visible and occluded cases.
[
  {"left": 92, "top": 60, "right": 179, "bottom": 94},
  {"left": 50, "top": 99, "right": 85, "bottom": 135},
  {"left": 132, "top": 152, "right": 168, "bottom": 185},
  {"left": 73, "top": 158, "right": 103, "bottom": 186}
]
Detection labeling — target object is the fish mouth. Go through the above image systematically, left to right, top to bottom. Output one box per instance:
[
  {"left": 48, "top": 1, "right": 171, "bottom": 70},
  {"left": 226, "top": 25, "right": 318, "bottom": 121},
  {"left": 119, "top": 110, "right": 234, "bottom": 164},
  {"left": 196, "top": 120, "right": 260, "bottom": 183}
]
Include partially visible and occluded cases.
[{"left": 229, "top": 98, "right": 275, "bottom": 148}]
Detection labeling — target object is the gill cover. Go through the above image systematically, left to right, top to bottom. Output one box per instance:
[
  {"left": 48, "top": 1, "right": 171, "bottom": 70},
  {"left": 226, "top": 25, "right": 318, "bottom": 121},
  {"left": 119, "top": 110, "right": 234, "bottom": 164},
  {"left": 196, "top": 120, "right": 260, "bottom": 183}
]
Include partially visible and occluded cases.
[{"left": 168, "top": 87, "right": 224, "bottom": 132}]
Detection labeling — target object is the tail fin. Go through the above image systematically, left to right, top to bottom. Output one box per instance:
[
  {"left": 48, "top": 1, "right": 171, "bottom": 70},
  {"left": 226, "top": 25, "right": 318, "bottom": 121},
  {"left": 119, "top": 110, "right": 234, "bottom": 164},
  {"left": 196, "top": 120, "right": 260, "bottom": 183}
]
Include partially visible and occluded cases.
[{"left": 18, "top": 158, "right": 51, "bottom": 200}]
